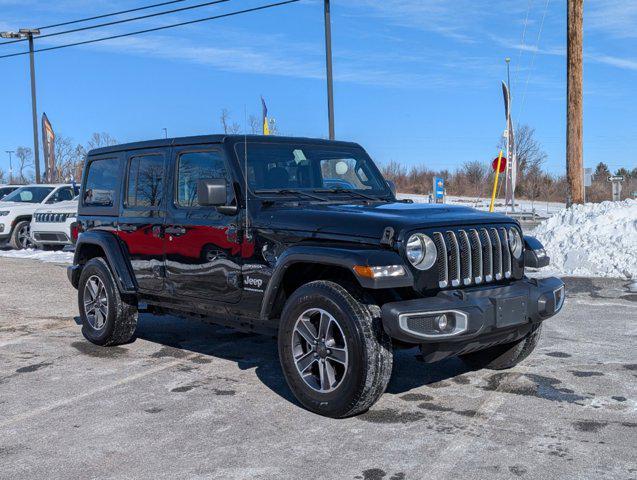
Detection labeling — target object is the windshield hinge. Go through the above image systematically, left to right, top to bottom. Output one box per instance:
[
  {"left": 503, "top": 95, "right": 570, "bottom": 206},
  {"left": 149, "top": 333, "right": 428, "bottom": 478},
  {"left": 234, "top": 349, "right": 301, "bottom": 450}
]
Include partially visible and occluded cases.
[{"left": 380, "top": 226, "right": 395, "bottom": 247}]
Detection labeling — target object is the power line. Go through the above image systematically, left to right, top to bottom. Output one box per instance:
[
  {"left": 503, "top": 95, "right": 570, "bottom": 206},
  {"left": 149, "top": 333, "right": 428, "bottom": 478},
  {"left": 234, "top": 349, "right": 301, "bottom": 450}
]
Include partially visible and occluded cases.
[
  {"left": 0, "top": 0, "right": 301, "bottom": 60},
  {"left": 0, "top": 0, "right": 232, "bottom": 46},
  {"left": 39, "top": 0, "right": 186, "bottom": 30},
  {"left": 514, "top": 0, "right": 533, "bottom": 94},
  {"left": 519, "top": 0, "right": 551, "bottom": 117}
]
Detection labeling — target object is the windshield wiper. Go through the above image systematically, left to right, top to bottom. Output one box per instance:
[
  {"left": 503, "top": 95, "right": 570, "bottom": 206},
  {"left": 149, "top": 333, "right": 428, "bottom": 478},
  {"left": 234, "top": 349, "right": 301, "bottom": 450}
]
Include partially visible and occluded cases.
[
  {"left": 312, "top": 188, "right": 387, "bottom": 202},
  {"left": 254, "top": 189, "right": 329, "bottom": 202}
]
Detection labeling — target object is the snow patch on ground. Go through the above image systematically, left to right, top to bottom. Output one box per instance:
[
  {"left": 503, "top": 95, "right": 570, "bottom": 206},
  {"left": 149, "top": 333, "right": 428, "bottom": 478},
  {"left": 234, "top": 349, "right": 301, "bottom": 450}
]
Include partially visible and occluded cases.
[
  {"left": 533, "top": 199, "right": 637, "bottom": 279},
  {"left": 0, "top": 248, "right": 74, "bottom": 264}
]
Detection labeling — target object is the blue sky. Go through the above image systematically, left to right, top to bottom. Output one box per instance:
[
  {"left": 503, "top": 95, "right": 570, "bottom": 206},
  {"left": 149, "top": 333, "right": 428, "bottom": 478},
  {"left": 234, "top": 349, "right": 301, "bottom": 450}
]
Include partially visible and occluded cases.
[{"left": 1, "top": 0, "right": 635, "bottom": 177}]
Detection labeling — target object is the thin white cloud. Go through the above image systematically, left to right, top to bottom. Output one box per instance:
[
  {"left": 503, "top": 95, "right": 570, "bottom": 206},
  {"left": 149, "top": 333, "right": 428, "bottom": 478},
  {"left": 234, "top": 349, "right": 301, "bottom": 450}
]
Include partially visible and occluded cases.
[
  {"left": 587, "top": 0, "right": 637, "bottom": 39},
  {"left": 587, "top": 53, "right": 637, "bottom": 71}
]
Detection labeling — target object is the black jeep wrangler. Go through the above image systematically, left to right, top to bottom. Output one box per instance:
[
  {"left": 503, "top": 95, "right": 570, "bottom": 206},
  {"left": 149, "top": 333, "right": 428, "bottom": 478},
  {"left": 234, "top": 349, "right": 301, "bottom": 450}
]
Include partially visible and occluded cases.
[{"left": 68, "top": 135, "right": 564, "bottom": 418}]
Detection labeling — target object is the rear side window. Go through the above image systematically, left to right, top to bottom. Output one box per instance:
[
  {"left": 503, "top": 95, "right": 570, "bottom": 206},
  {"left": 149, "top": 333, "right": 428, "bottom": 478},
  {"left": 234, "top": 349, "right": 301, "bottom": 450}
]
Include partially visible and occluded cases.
[
  {"left": 176, "top": 151, "right": 229, "bottom": 207},
  {"left": 126, "top": 154, "right": 165, "bottom": 208},
  {"left": 84, "top": 158, "right": 118, "bottom": 206}
]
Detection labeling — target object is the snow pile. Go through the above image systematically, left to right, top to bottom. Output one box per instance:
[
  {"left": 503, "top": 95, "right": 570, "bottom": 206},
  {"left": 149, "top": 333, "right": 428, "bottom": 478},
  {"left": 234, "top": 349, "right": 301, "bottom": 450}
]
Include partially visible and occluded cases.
[
  {"left": 533, "top": 199, "right": 637, "bottom": 279},
  {"left": 0, "top": 248, "right": 74, "bottom": 264}
]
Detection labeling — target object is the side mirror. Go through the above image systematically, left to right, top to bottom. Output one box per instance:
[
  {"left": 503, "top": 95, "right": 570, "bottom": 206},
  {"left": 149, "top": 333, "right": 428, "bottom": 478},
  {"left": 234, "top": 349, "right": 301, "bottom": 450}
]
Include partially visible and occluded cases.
[
  {"left": 197, "top": 178, "right": 227, "bottom": 206},
  {"left": 386, "top": 180, "right": 397, "bottom": 196},
  {"left": 523, "top": 235, "right": 550, "bottom": 268}
]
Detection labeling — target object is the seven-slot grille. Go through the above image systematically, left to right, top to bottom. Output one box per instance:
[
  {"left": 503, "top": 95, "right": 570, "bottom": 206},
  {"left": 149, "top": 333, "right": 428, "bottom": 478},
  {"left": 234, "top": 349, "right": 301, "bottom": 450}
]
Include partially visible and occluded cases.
[
  {"left": 34, "top": 213, "right": 73, "bottom": 223},
  {"left": 432, "top": 227, "right": 514, "bottom": 288}
]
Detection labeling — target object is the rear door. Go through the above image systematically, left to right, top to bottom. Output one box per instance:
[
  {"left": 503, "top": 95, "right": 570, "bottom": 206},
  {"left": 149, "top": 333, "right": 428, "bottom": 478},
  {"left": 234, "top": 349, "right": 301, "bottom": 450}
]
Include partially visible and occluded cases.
[
  {"left": 164, "top": 145, "right": 242, "bottom": 303},
  {"left": 116, "top": 149, "right": 168, "bottom": 292}
]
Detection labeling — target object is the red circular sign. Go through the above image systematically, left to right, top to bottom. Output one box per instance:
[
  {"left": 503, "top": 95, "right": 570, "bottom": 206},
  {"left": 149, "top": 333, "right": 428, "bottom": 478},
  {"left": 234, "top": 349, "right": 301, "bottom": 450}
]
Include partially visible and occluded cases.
[{"left": 492, "top": 156, "right": 507, "bottom": 173}]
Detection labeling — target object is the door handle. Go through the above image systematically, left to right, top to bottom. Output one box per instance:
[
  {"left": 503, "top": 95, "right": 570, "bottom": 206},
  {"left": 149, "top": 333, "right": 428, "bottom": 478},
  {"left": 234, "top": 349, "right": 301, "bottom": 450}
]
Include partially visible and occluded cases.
[
  {"left": 118, "top": 224, "right": 137, "bottom": 232},
  {"left": 165, "top": 226, "right": 186, "bottom": 235}
]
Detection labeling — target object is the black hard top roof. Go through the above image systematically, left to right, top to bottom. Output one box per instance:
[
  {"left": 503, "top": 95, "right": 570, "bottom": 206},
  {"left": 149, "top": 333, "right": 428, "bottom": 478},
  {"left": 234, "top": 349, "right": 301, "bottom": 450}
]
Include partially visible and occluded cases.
[{"left": 87, "top": 134, "right": 360, "bottom": 157}]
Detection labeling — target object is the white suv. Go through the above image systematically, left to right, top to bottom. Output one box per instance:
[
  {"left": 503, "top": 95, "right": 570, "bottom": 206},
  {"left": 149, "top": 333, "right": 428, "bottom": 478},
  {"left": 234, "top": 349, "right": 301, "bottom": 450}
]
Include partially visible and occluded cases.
[
  {"left": 0, "top": 184, "right": 80, "bottom": 249},
  {"left": 0, "top": 185, "right": 20, "bottom": 201},
  {"left": 30, "top": 197, "right": 79, "bottom": 249}
]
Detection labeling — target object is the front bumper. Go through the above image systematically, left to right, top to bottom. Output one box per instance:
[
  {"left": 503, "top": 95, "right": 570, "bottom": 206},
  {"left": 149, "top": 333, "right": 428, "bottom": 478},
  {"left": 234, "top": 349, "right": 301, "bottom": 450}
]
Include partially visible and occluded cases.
[
  {"left": 30, "top": 220, "right": 74, "bottom": 246},
  {"left": 381, "top": 277, "right": 564, "bottom": 361}
]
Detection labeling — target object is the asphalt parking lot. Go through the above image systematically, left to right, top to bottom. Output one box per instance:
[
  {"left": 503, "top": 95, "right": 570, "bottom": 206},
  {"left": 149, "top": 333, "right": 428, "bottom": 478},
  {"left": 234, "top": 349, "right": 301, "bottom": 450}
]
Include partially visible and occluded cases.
[{"left": 0, "top": 256, "right": 635, "bottom": 480}]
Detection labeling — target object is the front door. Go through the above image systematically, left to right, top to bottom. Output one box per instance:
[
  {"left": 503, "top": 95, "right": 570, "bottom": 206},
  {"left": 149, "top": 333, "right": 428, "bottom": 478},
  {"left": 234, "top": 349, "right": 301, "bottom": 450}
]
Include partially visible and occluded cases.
[
  {"left": 164, "top": 146, "right": 242, "bottom": 303},
  {"left": 117, "top": 149, "right": 167, "bottom": 292}
]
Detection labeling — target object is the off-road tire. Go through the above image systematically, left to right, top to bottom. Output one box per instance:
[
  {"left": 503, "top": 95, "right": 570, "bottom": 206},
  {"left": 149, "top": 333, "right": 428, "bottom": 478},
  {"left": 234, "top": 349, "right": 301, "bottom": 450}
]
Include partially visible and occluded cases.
[
  {"left": 9, "top": 220, "right": 31, "bottom": 250},
  {"left": 78, "top": 257, "right": 138, "bottom": 346},
  {"left": 278, "top": 280, "right": 393, "bottom": 418},
  {"left": 461, "top": 324, "right": 542, "bottom": 370}
]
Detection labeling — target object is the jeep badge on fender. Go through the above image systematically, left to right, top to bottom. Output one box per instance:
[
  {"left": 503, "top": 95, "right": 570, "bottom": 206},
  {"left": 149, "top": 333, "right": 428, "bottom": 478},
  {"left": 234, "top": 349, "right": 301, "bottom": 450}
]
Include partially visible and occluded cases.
[{"left": 67, "top": 134, "right": 564, "bottom": 418}]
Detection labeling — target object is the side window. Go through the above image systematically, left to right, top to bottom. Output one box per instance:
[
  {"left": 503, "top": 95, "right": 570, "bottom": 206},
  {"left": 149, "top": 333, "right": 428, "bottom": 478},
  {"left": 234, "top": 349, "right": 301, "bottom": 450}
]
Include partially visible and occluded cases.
[
  {"left": 176, "top": 151, "right": 231, "bottom": 207},
  {"left": 126, "top": 154, "right": 165, "bottom": 208},
  {"left": 84, "top": 158, "right": 118, "bottom": 206},
  {"left": 48, "top": 187, "right": 74, "bottom": 204}
]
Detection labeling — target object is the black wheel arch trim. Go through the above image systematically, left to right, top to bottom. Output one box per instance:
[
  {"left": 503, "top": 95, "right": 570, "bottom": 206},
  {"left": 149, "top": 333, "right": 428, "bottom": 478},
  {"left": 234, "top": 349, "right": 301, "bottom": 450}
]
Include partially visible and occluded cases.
[
  {"left": 69, "top": 231, "right": 137, "bottom": 294},
  {"left": 259, "top": 245, "right": 412, "bottom": 321}
]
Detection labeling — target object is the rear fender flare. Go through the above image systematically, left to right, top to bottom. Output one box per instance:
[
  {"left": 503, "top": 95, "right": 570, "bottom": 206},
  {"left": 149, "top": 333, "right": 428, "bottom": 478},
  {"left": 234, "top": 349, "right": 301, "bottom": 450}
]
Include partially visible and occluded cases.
[{"left": 73, "top": 231, "right": 137, "bottom": 294}]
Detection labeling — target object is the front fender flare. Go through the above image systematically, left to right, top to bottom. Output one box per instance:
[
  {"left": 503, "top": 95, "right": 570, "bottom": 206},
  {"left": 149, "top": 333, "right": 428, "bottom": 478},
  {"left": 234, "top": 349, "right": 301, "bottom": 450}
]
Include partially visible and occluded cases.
[
  {"left": 71, "top": 231, "right": 137, "bottom": 294},
  {"left": 259, "top": 246, "right": 412, "bottom": 321}
]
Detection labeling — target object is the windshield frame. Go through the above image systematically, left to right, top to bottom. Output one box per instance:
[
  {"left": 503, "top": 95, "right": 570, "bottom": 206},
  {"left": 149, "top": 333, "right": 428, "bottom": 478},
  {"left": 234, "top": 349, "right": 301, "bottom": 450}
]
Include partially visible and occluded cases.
[
  {"left": 232, "top": 140, "right": 393, "bottom": 201},
  {"left": 1, "top": 186, "right": 55, "bottom": 204}
]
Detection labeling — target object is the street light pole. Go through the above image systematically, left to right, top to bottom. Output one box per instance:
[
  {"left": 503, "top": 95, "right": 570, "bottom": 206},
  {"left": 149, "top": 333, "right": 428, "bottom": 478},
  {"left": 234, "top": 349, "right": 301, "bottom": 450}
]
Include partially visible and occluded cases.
[
  {"left": 323, "top": 0, "right": 335, "bottom": 140},
  {"left": 3, "top": 28, "right": 43, "bottom": 183},
  {"left": 23, "top": 29, "right": 42, "bottom": 184},
  {"left": 162, "top": 128, "right": 168, "bottom": 139},
  {"left": 5, "top": 151, "right": 14, "bottom": 184}
]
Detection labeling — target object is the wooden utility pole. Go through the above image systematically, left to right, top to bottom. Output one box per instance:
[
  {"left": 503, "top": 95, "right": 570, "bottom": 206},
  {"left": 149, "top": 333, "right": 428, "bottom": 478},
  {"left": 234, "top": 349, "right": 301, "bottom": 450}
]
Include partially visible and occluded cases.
[{"left": 567, "top": 0, "right": 584, "bottom": 204}]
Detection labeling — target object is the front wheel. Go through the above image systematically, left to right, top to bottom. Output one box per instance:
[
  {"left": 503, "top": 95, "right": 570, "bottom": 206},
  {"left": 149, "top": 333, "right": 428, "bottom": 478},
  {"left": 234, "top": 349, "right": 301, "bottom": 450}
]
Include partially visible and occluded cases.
[
  {"left": 9, "top": 220, "right": 32, "bottom": 250},
  {"left": 278, "top": 281, "right": 393, "bottom": 418},
  {"left": 461, "top": 324, "right": 543, "bottom": 370}
]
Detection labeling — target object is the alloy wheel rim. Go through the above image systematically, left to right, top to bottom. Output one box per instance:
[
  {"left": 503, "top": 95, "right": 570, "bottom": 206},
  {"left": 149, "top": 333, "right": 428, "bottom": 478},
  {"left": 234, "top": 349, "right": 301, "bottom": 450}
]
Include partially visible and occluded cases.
[
  {"left": 18, "top": 224, "right": 31, "bottom": 249},
  {"left": 83, "top": 275, "right": 109, "bottom": 330},
  {"left": 292, "top": 308, "right": 349, "bottom": 393}
]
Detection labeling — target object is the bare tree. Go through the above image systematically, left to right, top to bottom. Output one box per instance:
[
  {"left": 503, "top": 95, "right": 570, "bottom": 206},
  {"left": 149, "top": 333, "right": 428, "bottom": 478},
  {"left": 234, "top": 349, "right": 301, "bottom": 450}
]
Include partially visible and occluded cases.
[
  {"left": 220, "top": 108, "right": 241, "bottom": 134},
  {"left": 249, "top": 115, "right": 261, "bottom": 134},
  {"left": 498, "top": 124, "right": 547, "bottom": 176},
  {"left": 86, "top": 132, "right": 118, "bottom": 151},
  {"left": 53, "top": 135, "right": 75, "bottom": 182},
  {"left": 15, "top": 147, "right": 33, "bottom": 184},
  {"left": 461, "top": 160, "right": 489, "bottom": 197},
  {"left": 0, "top": 169, "right": 5, "bottom": 183}
]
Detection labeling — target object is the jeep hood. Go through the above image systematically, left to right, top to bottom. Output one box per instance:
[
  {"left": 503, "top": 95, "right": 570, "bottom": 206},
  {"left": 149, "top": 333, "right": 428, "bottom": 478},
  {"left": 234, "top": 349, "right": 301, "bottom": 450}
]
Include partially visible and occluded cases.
[
  {"left": 33, "top": 200, "right": 78, "bottom": 214},
  {"left": 255, "top": 201, "right": 515, "bottom": 239}
]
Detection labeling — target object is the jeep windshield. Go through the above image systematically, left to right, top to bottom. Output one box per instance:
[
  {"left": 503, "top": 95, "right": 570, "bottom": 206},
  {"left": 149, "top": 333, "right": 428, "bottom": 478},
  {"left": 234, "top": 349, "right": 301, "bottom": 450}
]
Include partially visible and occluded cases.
[
  {"left": 236, "top": 142, "right": 392, "bottom": 200},
  {"left": 2, "top": 186, "right": 54, "bottom": 203}
]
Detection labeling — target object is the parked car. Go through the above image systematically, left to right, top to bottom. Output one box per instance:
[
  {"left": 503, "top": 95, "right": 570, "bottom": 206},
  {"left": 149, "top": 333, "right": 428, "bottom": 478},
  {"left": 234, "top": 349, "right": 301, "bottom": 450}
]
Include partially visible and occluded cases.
[
  {"left": 67, "top": 135, "right": 564, "bottom": 418},
  {"left": 0, "top": 184, "right": 80, "bottom": 249},
  {"left": 0, "top": 185, "right": 19, "bottom": 201},
  {"left": 29, "top": 197, "right": 79, "bottom": 249}
]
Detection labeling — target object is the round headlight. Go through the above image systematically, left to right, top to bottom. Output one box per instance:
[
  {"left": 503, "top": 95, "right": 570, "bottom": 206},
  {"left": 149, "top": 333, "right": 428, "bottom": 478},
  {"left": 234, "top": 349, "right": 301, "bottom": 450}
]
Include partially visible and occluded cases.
[
  {"left": 508, "top": 228, "right": 523, "bottom": 258},
  {"left": 406, "top": 233, "right": 437, "bottom": 270}
]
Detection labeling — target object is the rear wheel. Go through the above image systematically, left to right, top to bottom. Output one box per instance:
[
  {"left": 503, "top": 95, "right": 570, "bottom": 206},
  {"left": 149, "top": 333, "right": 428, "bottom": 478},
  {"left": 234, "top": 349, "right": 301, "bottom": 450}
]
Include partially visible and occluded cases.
[
  {"left": 9, "top": 220, "right": 32, "bottom": 250},
  {"left": 78, "top": 257, "right": 138, "bottom": 346},
  {"left": 278, "top": 281, "right": 393, "bottom": 418},
  {"left": 461, "top": 324, "right": 542, "bottom": 370}
]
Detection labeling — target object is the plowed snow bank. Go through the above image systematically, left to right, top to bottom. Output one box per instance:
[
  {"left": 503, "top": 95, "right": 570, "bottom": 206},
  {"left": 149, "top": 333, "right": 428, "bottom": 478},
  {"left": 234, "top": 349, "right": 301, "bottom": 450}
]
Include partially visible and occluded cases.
[{"left": 534, "top": 199, "right": 637, "bottom": 279}]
